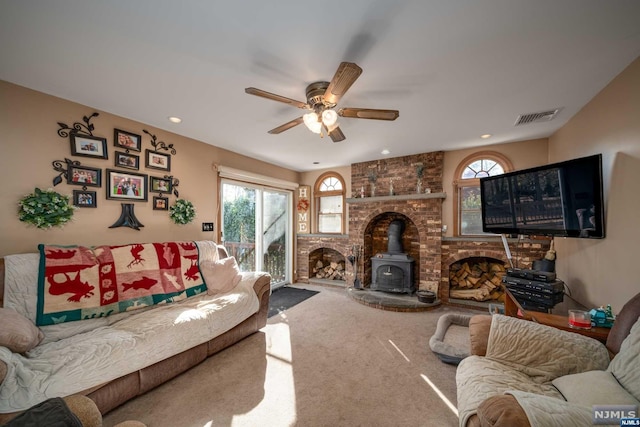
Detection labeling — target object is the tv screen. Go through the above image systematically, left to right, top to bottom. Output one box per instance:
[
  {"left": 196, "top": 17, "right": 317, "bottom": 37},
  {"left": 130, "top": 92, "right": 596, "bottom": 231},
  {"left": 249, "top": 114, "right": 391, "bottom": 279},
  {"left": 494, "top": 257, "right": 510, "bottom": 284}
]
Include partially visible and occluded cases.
[{"left": 480, "top": 154, "right": 605, "bottom": 238}]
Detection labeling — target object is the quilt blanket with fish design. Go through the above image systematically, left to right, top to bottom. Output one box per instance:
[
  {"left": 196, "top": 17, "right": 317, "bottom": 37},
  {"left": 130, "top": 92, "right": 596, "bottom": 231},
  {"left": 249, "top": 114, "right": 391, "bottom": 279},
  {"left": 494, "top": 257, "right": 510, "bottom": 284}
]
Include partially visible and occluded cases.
[{"left": 36, "top": 242, "right": 206, "bottom": 326}]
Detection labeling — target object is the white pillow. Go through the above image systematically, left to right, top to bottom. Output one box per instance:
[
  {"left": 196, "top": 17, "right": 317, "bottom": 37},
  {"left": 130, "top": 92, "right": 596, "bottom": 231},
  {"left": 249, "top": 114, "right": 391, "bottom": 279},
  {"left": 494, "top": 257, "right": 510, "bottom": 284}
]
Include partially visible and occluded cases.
[
  {"left": 200, "top": 257, "right": 242, "bottom": 295},
  {"left": 0, "top": 307, "right": 44, "bottom": 353},
  {"left": 552, "top": 370, "right": 640, "bottom": 406}
]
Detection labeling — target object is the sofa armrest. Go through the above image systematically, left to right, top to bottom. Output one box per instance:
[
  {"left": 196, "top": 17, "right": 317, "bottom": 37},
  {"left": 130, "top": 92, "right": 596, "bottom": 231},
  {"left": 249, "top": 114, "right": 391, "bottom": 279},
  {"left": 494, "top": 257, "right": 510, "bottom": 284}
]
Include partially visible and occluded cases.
[
  {"left": 239, "top": 272, "right": 271, "bottom": 329},
  {"left": 469, "top": 315, "right": 492, "bottom": 356},
  {"left": 486, "top": 315, "right": 610, "bottom": 381},
  {"left": 477, "top": 395, "right": 531, "bottom": 427}
]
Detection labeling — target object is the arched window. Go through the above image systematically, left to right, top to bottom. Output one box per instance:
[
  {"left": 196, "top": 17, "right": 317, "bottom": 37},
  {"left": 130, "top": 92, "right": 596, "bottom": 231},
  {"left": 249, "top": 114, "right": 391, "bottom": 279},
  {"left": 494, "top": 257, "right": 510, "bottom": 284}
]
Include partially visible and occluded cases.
[
  {"left": 454, "top": 152, "right": 513, "bottom": 236},
  {"left": 314, "top": 172, "right": 345, "bottom": 234}
]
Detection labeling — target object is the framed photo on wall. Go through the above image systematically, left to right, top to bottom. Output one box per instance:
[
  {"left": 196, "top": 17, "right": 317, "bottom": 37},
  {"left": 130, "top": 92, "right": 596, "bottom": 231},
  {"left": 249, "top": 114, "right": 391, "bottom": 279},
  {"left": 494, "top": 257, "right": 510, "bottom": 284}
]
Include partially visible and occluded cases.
[
  {"left": 114, "top": 129, "right": 142, "bottom": 152},
  {"left": 70, "top": 134, "right": 108, "bottom": 159},
  {"left": 145, "top": 150, "right": 171, "bottom": 171},
  {"left": 114, "top": 151, "right": 140, "bottom": 170},
  {"left": 67, "top": 165, "right": 101, "bottom": 187},
  {"left": 106, "top": 169, "right": 148, "bottom": 201},
  {"left": 149, "top": 176, "right": 172, "bottom": 194},
  {"left": 73, "top": 190, "right": 97, "bottom": 208},
  {"left": 153, "top": 196, "right": 169, "bottom": 211}
]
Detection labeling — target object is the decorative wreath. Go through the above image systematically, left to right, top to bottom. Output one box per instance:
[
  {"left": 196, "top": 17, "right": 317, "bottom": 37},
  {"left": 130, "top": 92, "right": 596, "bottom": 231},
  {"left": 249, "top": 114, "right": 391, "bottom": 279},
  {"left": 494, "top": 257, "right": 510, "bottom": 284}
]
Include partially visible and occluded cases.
[
  {"left": 18, "top": 188, "right": 75, "bottom": 229},
  {"left": 297, "top": 198, "right": 310, "bottom": 212},
  {"left": 169, "top": 199, "right": 196, "bottom": 225}
]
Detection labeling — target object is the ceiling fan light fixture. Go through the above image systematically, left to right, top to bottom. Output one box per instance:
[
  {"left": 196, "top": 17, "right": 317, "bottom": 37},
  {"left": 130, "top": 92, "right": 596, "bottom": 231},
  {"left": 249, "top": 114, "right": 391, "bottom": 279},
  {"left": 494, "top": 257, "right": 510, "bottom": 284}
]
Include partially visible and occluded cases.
[
  {"left": 245, "top": 62, "right": 399, "bottom": 141},
  {"left": 321, "top": 109, "right": 338, "bottom": 127},
  {"left": 303, "top": 112, "right": 322, "bottom": 133}
]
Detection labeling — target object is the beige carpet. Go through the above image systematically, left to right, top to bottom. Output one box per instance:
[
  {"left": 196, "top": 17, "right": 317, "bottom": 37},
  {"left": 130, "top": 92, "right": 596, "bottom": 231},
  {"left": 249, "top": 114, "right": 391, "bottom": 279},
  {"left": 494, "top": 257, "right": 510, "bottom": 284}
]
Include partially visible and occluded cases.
[{"left": 103, "top": 284, "right": 478, "bottom": 427}]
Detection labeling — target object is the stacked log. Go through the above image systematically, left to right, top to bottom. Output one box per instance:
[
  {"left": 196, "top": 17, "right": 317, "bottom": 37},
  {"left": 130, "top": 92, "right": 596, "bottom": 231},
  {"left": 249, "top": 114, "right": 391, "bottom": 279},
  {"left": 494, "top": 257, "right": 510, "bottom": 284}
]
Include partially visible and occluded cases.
[
  {"left": 449, "top": 259, "right": 506, "bottom": 302},
  {"left": 313, "top": 260, "right": 346, "bottom": 281}
]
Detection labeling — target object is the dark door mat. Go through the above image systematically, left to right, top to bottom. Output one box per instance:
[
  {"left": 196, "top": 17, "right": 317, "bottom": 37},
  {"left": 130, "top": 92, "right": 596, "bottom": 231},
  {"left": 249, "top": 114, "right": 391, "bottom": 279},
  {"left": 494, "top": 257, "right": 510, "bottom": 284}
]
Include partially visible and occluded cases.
[{"left": 268, "top": 286, "right": 320, "bottom": 318}]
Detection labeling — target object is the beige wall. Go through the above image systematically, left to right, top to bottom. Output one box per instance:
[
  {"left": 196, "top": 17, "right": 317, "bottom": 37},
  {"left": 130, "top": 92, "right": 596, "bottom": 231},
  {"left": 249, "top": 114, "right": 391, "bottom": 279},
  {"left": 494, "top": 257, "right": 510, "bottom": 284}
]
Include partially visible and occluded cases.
[
  {"left": 548, "top": 56, "right": 640, "bottom": 311},
  {"left": 0, "top": 81, "right": 299, "bottom": 257},
  {"left": 441, "top": 138, "right": 549, "bottom": 237}
]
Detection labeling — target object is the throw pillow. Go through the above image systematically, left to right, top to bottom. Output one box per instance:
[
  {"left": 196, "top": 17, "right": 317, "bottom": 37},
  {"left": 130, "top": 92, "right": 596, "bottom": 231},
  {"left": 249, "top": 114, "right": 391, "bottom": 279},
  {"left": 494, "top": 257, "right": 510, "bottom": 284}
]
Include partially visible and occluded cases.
[
  {"left": 200, "top": 257, "right": 242, "bottom": 296},
  {"left": 0, "top": 307, "right": 44, "bottom": 353},
  {"left": 469, "top": 314, "right": 492, "bottom": 356},
  {"left": 552, "top": 370, "right": 640, "bottom": 406}
]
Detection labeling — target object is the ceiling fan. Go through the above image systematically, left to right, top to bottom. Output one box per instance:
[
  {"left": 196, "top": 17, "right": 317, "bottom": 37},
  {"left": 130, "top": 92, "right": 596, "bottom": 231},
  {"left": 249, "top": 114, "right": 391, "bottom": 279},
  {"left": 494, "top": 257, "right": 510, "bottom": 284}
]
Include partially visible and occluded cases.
[{"left": 245, "top": 62, "right": 399, "bottom": 142}]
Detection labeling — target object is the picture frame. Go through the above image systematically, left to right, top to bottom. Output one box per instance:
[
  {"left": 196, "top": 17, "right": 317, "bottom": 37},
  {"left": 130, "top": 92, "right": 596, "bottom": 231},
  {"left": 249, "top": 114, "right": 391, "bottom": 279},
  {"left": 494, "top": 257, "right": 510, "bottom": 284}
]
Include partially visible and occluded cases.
[
  {"left": 114, "top": 129, "right": 142, "bottom": 152},
  {"left": 70, "top": 134, "right": 108, "bottom": 159},
  {"left": 145, "top": 149, "right": 171, "bottom": 171},
  {"left": 114, "top": 151, "right": 140, "bottom": 170},
  {"left": 67, "top": 165, "right": 102, "bottom": 187},
  {"left": 106, "top": 169, "right": 148, "bottom": 201},
  {"left": 149, "top": 176, "right": 172, "bottom": 194},
  {"left": 73, "top": 190, "right": 97, "bottom": 208},
  {"left": 153, "top": 196, "right": 169, "bottom": 211}
]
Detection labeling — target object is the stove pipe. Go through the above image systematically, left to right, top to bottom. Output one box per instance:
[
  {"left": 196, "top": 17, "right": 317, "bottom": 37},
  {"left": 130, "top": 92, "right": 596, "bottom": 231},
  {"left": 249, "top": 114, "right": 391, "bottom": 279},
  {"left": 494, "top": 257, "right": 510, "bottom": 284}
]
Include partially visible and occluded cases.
[{"left": 387, "top": 219, "right": 405, "bottom": 254}]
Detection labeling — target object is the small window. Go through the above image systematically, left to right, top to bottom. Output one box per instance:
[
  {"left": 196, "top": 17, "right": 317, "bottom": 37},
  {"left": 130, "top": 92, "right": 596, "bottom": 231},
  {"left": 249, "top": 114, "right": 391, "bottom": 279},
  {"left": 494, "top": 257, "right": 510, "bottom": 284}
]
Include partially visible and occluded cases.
[
  {"left": 454, "top": 152, "right": 512, "bottom": 236},
  {"left": 315, "top": 172, "right": 345, "bottom": 234}
]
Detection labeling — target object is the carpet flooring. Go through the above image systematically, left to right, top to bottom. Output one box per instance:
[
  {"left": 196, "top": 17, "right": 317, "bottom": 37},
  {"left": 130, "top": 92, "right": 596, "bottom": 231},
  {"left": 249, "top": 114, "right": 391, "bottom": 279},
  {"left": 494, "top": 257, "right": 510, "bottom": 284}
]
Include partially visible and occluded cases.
[
  {"left": 103, "top": 284, "right": 478, "bottom": 427},
  {"left": 268, "top": 286, "right": 320, "bottom": 318}
]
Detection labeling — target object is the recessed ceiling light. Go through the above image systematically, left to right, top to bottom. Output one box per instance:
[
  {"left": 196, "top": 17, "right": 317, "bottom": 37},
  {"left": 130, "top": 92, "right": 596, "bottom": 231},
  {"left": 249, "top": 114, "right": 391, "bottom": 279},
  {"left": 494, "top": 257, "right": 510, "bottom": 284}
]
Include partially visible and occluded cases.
[
  {"left": 168, "top": 116, "right": 182, "bottom": 124},
  {"left": 480, "top": 134, "right": 492, "bottom": 139},
  {"left": 381, "top": 149, "right": 391, "bottom": 155},
  {"left": 313, "top": 161, "right": 320, "bottom": 164}
]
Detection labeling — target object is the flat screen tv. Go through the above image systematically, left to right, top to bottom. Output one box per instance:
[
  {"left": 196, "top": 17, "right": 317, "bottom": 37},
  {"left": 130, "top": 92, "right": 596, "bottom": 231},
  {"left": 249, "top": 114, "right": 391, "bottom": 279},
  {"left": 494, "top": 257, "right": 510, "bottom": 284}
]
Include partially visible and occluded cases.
[{"left": 480, "top": 154, "right": 605, "bottom": 238}]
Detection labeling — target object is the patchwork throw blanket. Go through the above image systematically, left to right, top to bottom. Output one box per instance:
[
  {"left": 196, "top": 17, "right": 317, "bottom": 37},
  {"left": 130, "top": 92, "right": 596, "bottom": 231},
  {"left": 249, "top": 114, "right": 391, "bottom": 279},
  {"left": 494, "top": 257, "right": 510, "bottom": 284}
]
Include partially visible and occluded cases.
[{"left": 36, "top": 242, "right": 207, "bottom": 326}]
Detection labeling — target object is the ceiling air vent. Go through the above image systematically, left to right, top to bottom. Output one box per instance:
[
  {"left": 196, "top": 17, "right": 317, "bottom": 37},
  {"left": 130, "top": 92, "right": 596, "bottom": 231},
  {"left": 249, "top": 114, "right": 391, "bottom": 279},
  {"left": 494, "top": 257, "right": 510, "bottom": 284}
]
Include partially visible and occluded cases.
[{"left": 514, "top": 108, "right": 562, "bottom": 126}]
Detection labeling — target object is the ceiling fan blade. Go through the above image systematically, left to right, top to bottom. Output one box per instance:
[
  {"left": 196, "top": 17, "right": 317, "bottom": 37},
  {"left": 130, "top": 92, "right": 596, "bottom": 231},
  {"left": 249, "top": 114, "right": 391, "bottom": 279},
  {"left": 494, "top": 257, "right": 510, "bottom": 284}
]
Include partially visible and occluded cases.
[
  {"left": 323, "top": 62, "right": 363, "bottom": 105},
  {"left": 245, "top": 87, "right": 309, "bottom": 109},
  {"left": 338, "top": 108, "right": 399, "bottom": 121},
  {"left": 268, "top": 117, "right": 304, "bottom": 134},
  {"left": 325, "top": 125, "right": 346, "bottom": 143}
]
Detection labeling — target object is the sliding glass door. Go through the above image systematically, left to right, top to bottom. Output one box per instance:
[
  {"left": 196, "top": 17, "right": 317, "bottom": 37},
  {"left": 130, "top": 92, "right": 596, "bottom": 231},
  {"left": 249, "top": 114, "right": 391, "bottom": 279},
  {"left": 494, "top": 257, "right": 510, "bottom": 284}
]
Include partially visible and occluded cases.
[{"left": 221, "top": 180, "right": 292, "bottom": 288}]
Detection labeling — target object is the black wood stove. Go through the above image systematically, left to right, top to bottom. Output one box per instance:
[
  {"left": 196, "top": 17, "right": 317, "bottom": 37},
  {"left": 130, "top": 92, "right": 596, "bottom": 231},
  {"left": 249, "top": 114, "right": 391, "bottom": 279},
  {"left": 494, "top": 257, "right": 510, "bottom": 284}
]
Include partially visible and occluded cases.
[{"left": 370, "top": 220, "right": 415, "bottom": 294}]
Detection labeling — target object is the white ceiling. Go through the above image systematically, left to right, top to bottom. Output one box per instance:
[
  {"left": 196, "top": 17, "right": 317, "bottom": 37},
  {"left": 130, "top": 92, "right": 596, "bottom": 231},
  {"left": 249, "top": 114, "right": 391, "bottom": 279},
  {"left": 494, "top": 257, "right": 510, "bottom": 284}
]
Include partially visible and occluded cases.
[{"left": 1, "top": 1, "right": 639, "bottom": 172}]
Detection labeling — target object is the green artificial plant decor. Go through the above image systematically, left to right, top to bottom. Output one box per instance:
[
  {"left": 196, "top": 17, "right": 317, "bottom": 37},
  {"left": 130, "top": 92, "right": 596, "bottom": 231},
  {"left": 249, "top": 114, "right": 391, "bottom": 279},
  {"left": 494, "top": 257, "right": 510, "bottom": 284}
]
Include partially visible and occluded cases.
[
  {"left": 18, "top": 188, "right": 75, "bottom": 229},
  {"left": 169, "top": 199, "right": 196, "bottom": 225}
]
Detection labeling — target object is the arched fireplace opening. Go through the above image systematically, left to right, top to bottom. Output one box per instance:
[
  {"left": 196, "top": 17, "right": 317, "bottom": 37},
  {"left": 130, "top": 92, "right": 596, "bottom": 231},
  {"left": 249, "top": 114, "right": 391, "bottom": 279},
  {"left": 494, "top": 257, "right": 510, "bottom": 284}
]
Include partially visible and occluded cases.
[
  {"left": 364, "top": 212, "right": 419, "bottom": 293},
  {"left": 309, "top": 247, "right": 346, "bottom": 284},
  {"left": 449, "top": 257, "right": 506, "bottom": 303}
]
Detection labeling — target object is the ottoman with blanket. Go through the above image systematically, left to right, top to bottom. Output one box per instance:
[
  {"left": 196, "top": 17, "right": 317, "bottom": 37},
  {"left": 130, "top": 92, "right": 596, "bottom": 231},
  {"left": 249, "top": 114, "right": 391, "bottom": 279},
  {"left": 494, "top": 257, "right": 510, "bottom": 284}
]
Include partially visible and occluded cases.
[
  {"left": 0, "top": 240, "right": 271, "bottom": 422},
  {"left": 456, "top": 291, "right": 640, "bottom": 427}
]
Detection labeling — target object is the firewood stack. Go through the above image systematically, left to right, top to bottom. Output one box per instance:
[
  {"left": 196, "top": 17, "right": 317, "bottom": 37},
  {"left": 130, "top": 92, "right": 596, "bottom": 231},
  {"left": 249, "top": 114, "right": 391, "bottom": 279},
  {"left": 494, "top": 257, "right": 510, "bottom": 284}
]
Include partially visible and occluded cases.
[
  {"left": 313, "top": 260, "right": 346, "bottom": 281},
  {"left": 449, "top": 260, "right": 506, "bottom": 302}
]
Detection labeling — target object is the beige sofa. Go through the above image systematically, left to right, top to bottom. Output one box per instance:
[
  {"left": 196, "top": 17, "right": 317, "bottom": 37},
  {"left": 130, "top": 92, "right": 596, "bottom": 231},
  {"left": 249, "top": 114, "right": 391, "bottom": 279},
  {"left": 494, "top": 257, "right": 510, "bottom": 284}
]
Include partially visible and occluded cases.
[
  {"left": 0, "top": 241, "right": 271, "bottom": 423},
  {"left": 457, "top": 292, "right": 640, "bottom": 427}
]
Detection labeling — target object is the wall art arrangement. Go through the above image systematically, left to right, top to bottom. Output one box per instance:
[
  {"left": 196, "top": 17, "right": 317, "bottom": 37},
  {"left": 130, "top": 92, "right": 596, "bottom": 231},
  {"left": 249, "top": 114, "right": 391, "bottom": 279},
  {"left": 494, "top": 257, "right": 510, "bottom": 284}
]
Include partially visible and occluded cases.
[{"left": 27, "top": 111, "right": 195, "bottom": 230}]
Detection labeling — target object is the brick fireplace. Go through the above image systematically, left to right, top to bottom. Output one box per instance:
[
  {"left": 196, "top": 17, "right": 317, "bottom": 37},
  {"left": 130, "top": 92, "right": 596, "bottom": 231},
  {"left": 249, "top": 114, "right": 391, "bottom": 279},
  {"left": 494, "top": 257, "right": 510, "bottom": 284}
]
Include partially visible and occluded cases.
[
  {"left": 295, "top": 150, "right": 551, "bottom": 307},
  {"left": 347, "top": 152, "right": 445, "bottom": 294},
  {"left": 296, "top": 235, "right": 349, "bottom": 284}
]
